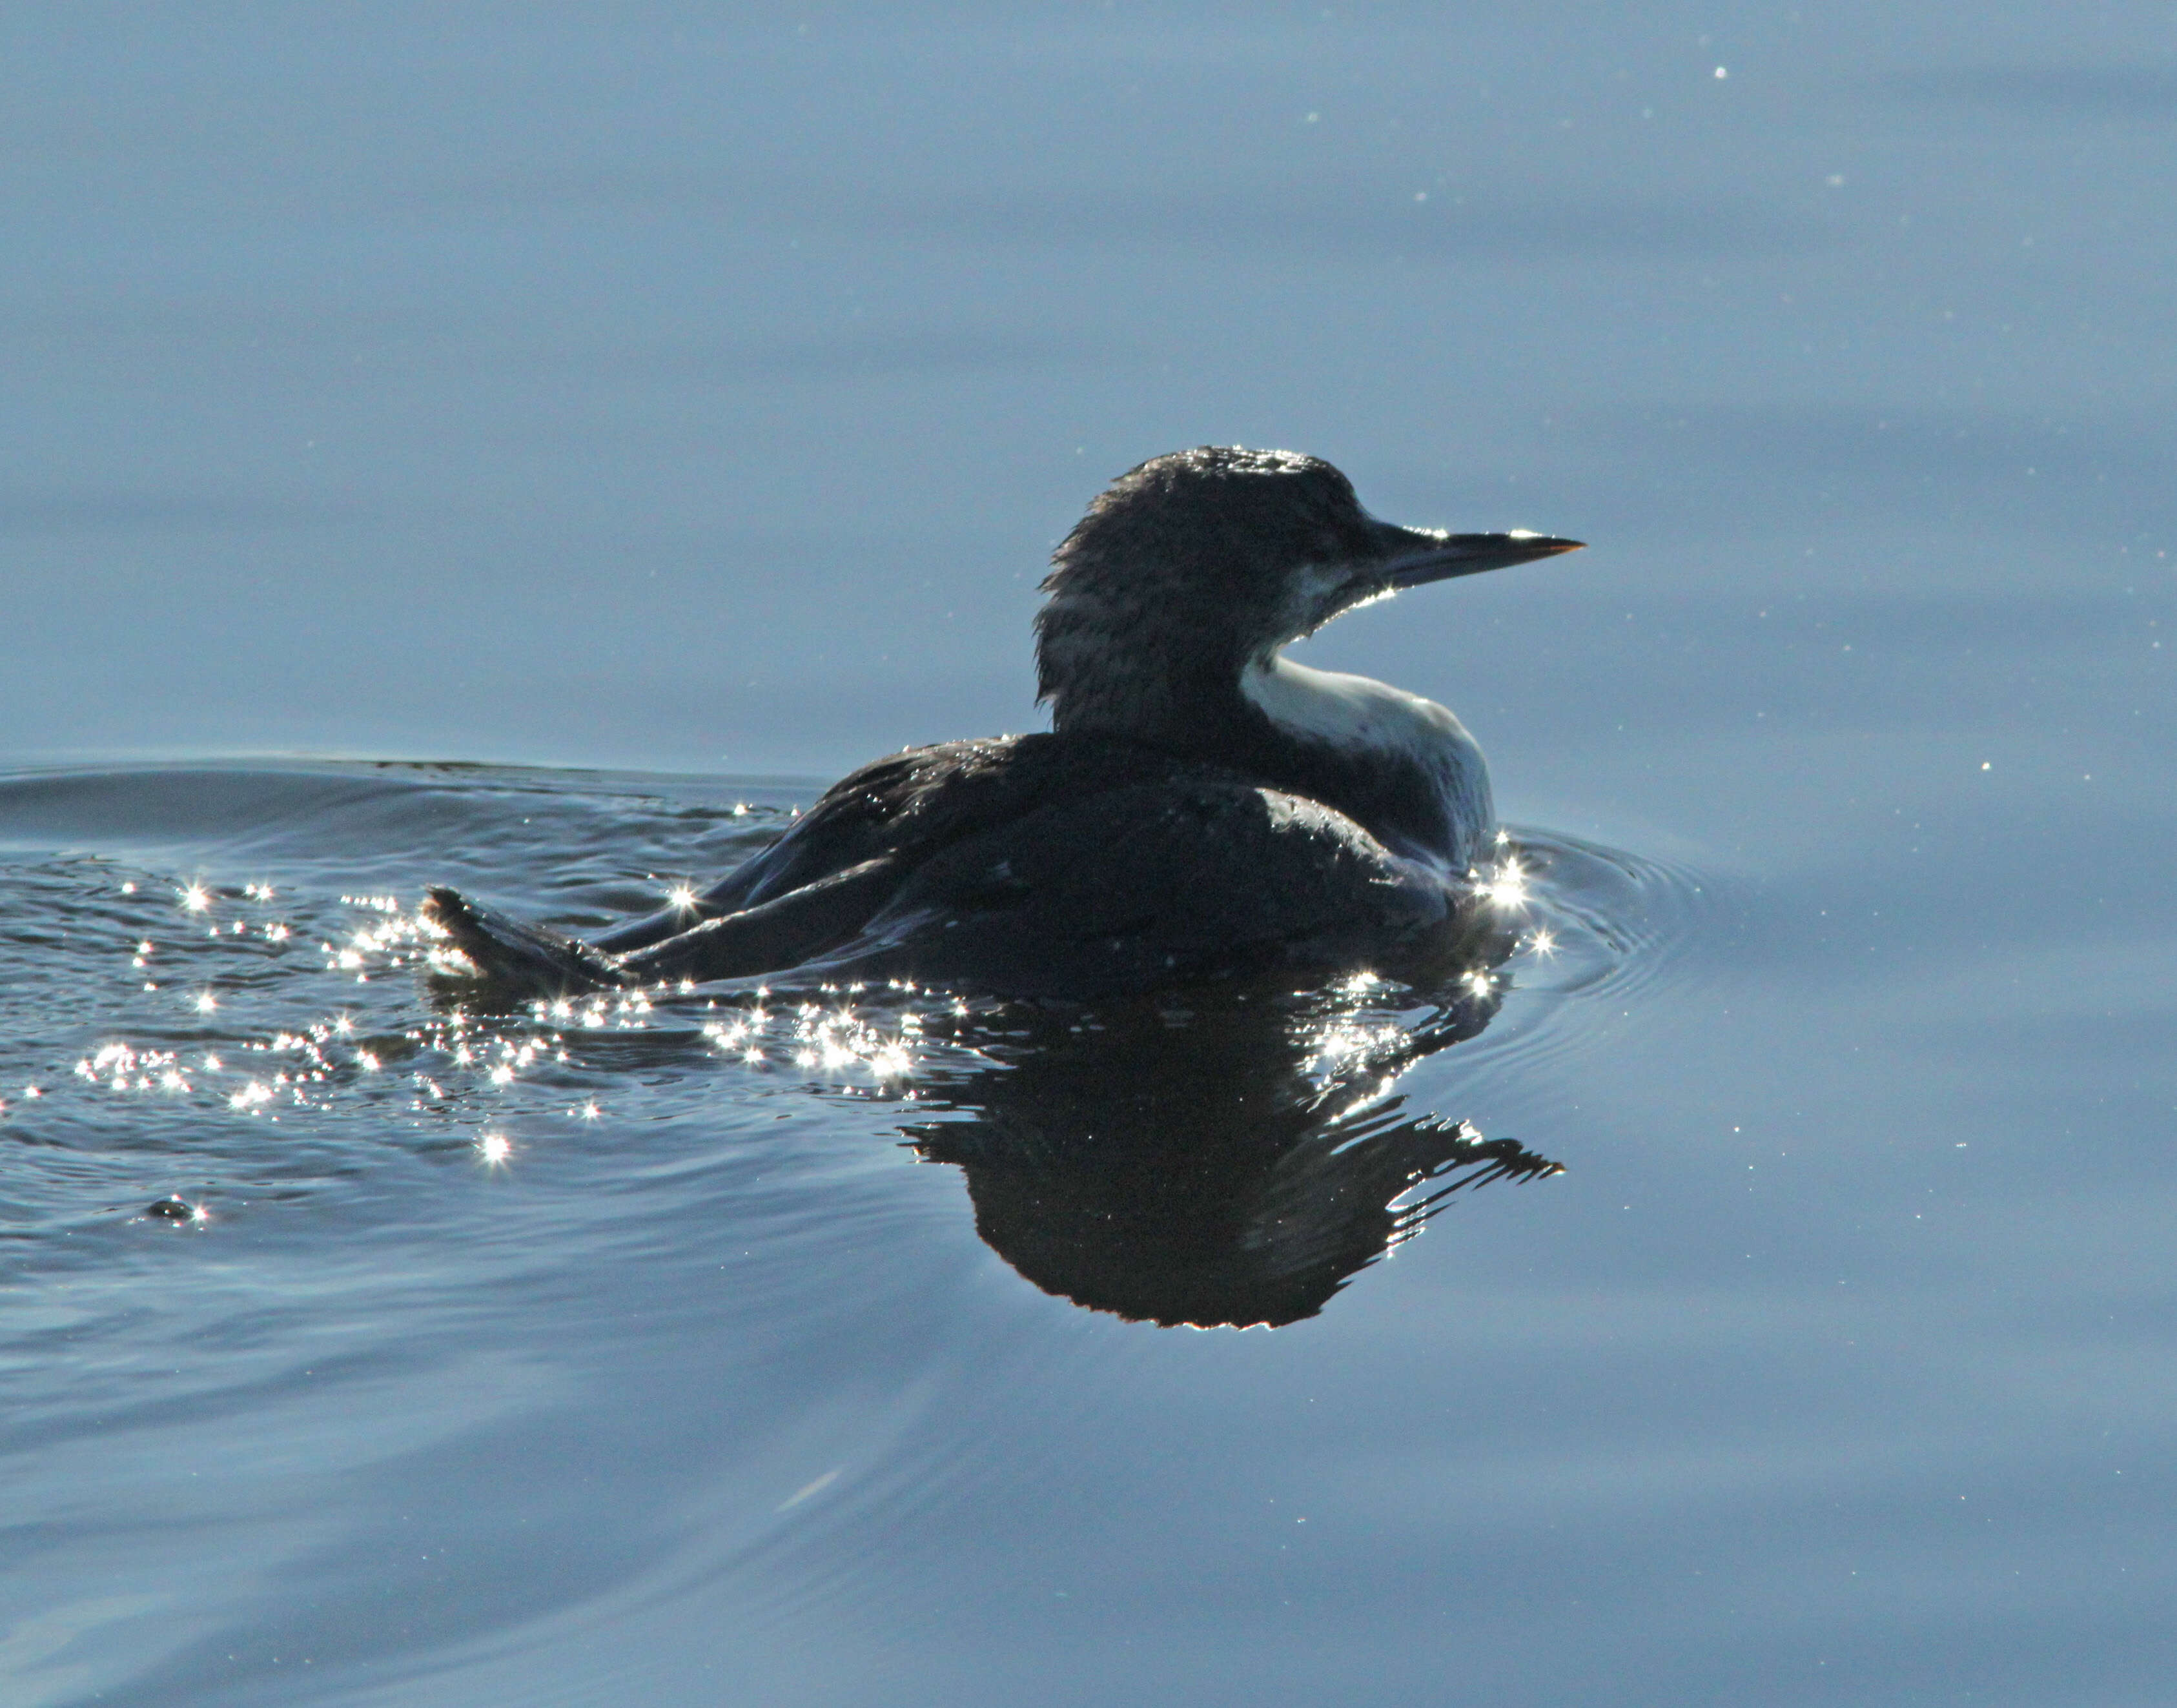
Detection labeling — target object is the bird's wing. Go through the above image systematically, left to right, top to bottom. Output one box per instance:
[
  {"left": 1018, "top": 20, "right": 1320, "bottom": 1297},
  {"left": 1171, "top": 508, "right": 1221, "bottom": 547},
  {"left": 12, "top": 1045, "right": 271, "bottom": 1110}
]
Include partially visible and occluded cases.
[
  {"left": 441, "top": 735, "right": 1200, "bottom": 990},
  {"left": 594, "top": 735, "right": 1072, "bottom": 953}
]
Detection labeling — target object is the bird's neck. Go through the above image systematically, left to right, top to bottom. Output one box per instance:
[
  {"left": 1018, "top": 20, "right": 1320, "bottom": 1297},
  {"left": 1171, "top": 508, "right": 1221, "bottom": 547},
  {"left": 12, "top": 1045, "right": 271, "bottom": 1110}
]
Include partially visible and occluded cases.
[
  {"left": 1044, "top": 639, "right": 1494, "bottom": 871},
  {"left": 1234, "top": 653, "right": 1493, "bottom": 870}
]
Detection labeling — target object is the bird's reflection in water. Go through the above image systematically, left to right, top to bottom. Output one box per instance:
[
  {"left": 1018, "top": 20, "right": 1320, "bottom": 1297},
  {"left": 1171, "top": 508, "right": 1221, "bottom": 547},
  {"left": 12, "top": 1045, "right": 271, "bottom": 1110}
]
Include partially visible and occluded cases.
[{"left": 901, "top": 975, "right": 1559, "bottom": 1329}]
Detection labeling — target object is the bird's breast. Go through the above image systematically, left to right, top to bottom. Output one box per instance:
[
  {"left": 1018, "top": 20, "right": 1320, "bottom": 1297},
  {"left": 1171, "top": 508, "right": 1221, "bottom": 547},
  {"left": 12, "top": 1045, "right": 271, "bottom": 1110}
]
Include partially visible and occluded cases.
[{"left": 1238, "top": 655, "right": 1493, "bottom": 870}]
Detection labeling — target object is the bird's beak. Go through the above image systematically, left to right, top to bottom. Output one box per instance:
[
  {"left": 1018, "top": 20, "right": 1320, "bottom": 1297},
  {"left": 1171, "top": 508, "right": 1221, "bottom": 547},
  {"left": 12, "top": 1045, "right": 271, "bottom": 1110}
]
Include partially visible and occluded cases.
[{"left": 1374, "top": 522, "right": 1585, "bottom": 589}]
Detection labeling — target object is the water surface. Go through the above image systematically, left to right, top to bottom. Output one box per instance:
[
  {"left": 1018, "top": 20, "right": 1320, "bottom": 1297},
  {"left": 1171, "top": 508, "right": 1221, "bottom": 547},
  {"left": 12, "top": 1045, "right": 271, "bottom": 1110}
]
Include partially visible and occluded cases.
[{"left": 3, "top": 5, "right": 2174, "bottom": 1704}]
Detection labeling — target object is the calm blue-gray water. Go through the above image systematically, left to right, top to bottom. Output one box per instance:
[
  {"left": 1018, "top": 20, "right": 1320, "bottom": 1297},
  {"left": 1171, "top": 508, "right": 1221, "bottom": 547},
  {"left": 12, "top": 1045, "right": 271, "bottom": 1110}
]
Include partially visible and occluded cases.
[{"left": 3, "top": 6, "right": 2172, "bottom": 1704}]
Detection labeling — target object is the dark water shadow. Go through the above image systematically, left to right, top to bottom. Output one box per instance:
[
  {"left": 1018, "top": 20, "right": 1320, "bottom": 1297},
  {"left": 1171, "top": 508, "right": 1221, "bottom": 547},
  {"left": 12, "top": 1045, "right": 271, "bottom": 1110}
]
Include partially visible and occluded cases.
[{"left": 899, "top": 980, "right": 1559, "bottom": 1330}]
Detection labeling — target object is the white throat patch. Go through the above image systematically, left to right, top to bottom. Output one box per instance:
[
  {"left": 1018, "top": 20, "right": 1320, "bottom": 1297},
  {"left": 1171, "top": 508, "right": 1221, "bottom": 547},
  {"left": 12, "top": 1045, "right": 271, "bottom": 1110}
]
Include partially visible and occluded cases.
[
  {"left": 1240, "top": 652, "right": 1493, "bottom": 867},
  {"left": 1240, "top": 653, "right": 1472, "bottom": 767}
]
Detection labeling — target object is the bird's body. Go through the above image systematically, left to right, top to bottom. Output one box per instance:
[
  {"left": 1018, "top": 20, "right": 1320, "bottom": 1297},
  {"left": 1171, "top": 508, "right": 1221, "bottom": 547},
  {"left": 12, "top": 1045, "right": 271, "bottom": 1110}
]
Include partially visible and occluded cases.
[{"left": 426, "top": 448, "right": 1579, "bottom": 999}]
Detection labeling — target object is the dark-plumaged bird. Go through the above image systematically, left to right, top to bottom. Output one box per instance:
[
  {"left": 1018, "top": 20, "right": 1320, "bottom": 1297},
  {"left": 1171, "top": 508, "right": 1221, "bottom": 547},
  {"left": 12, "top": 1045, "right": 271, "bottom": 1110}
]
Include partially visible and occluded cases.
[{"left": 425, "top": 447, "right": 1581, "bottom": 999}]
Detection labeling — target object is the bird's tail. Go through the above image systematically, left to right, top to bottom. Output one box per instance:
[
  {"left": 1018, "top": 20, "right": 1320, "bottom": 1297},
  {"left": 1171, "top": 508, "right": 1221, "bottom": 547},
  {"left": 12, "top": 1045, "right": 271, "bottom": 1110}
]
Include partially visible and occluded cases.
[{"left": 422, "top": 886, "right": 629, "bottom": 995}]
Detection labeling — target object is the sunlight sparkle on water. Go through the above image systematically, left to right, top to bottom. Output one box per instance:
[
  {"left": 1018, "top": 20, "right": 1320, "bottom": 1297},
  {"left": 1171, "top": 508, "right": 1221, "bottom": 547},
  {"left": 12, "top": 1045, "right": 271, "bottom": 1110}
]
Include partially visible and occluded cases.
[
  {"left": 1479, "top": 859, "right": 1531, "bottom": 910},
  {"left": 179, "top": 883, "right": 211, "bottom": 914},
  {"left": 667, "top": 884, "right": 698, "bottom": 911},
  {"left": 192, "top": 991, "right": 218, "bottom": 1013},
  {"left": 701, "top": 998, "right": 920, "bottom": 1084},
  {"left": 79, "top": 1042, "right": 192, "bottom": 1095},
  {"left": 476, "top": 1132, "right": 512, "bottom": 1165}
]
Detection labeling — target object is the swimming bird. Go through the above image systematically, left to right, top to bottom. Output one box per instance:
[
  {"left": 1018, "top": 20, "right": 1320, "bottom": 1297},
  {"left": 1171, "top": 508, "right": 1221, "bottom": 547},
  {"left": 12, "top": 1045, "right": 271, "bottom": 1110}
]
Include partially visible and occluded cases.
[{"left": 424, "top": 447, "right": 1580, "bottom": 999}]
